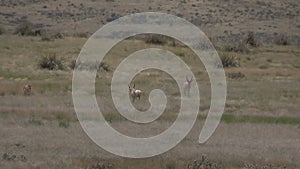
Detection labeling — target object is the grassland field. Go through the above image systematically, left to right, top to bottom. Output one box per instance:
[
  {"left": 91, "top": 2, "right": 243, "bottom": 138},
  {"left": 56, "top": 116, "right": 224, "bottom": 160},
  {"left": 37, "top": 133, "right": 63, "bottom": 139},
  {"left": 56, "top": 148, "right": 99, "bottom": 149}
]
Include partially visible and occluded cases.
[{"left": 0, "top": 0, "right": 300, "bottom": 168}]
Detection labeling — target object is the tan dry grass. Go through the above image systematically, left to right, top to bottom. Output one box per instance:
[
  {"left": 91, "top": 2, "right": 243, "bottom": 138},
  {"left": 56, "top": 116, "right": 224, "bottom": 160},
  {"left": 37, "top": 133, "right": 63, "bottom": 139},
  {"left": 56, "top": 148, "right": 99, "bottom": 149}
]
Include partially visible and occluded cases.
[{"left": 0, "top": 34, "right": 299, "bottom": 168}]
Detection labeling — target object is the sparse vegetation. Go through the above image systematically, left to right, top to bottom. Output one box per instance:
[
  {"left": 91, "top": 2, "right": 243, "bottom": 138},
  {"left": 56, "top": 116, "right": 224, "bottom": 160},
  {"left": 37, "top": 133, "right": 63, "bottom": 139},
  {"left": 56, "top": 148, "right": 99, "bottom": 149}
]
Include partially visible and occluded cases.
[
  {"left": 0, "top": 0, "right": 300, "bottom": 168},
  {"left": 14, "top": 21, "right": 35, "bottom": 36},
  {"left": 0, "top": 26, "right": 5, "bottom": 35},
  {"left": 41, "top": 31, "right": 64, "bottom": 41},
  {"left": 73, "top": 32, "right": 89, "bottom": 38},
  {"left": 243, "top": 32, "right": 260, "bottom": 47},
  {"left": 145, "top": 34, "right": 167, "bottom": 45},
  {"left": 274, "top": 34, "right": 289, "bottom": 45},
  {"left": 235, "top": 41, "right": 251, "bottom": 53},
  {"left": 222, "top": 42, "right": 251, "bottom": 54},
  {"left": 176, "top": 51, "right": 185, "bottom": 57},
  {"left": 219, "top": 52, "right": 240, "bottom": 68},
  {"left": 38, "top": 53, "right": 64, "bottom": 70},
  {"left": 69, "top": 59, "right": 76, "bottom": 70},
  {"left": 71, "top": 60, "right": 110, "bottom": 72},
  {"left": 99, "top": 62, "right": 110, "bottom": 72},
  {"left": 259, "top": 64, "right": 269, "bottom": 69},
  {"left": 227, "top": 72, "right": 245, "bottom": 79},
  {"left": 104, "top": 114, "right": 124, "bottom": 123},
  {"left": 221, "top": 114, "right": 300, "bottom": 124},
  {"left": 29, "top": 115, "right": 44, "bottom": 126},
  {"left": 58, "top": 119, "right": 69, "bottom": 128},
  {"left": 3, "top": 153, "right": 27, "bottom": 162},
  {"left": 187, "top": 156, "right": 222, "bottom": 169},
  {"left": 83, "top": 162, "right": 114, "bottom": 169},
  {"left": 166, "top": 162, "right": 176, "bottom": 169},
  {"left": 243, "top": 163, "right": 288, "bottom": 169}
]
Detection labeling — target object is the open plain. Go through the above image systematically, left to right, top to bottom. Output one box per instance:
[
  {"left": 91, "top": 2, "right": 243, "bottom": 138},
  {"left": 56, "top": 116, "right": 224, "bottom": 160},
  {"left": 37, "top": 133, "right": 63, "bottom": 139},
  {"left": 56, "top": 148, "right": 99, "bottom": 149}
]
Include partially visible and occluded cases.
[{"left": 0, "top": 0, "right": 299, "bottom": 168}]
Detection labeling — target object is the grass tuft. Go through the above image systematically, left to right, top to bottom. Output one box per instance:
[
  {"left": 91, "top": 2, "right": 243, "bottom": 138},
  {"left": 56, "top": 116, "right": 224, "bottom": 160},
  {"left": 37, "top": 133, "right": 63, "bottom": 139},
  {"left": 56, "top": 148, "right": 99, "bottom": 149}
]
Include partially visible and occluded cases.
[
  {"left": 0, "top": 26, "right": 5, "bottom": 35},
  {"left": 175, "top": 51, "right": 185, "bottom": 57},
  {"left": 29, "top": 115, "right": 44, "bottom": 126},
  {"left": 58, "top": 119, "right": 70, "bottom": 128}
]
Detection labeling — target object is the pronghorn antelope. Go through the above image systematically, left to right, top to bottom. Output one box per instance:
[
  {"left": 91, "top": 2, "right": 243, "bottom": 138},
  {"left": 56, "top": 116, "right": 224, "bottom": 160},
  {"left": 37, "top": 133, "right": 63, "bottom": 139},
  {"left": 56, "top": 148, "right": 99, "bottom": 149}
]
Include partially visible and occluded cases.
[
  {"left": 183, "top": 76, "right": 193, "bottom": 96},
  {"left": 128, "top": 83, "right": 142, "bottom": 102},
  {"left": 23, "top": 84, "right": 32, "bottom": 96}
]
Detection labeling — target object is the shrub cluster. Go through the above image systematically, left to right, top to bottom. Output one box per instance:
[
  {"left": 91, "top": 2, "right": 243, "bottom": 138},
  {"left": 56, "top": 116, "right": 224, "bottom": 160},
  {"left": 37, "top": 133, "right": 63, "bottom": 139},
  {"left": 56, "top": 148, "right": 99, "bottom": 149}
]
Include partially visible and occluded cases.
[
  {"left": 14, "top": 22, "right": 35, "bottom": 36},
  {"left": 0, "top": 26, "right": 5, "bottom": 35},
  {"left": 41, "top": 31, "right": 64, "bottom": 41},
  {"left": 244, "top": 32, "right": 260, "bottom": 47},
  {"left": 145, "top": 34, "right": 167, "bottom": 45},
  {"left": 274, "top": 34, "right": 289, "bottom": 45},
  {"left": 222, "top": 42, "right": 251, "bottom": 54},
  {"left": 38, "top": 53, "right": 64, "bottom": 70},
  {"left": 219, "top": 53, "right": 240, "bottom": 68},
  {"left": 70, "top": 60, "right": 110, "bottom": 72},
  {"left": 227, "top": 72, "right": 245, "bottom": 79},
  {"left": 187, "top": 156, "right": 222, "bottom": 169},
  {"left": 83, "top": 162, "right": 114, "bottom": 169}
]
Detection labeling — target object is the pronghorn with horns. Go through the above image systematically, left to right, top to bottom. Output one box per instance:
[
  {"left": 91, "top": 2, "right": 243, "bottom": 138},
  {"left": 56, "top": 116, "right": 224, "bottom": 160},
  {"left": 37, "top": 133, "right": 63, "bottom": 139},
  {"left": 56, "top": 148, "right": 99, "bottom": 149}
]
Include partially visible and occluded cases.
[
  {"left": 183, "top": 76, "right": 193, "bottom": 96},
  {"left": 128, "top": 83, "right": 142, "bottom": 102}
]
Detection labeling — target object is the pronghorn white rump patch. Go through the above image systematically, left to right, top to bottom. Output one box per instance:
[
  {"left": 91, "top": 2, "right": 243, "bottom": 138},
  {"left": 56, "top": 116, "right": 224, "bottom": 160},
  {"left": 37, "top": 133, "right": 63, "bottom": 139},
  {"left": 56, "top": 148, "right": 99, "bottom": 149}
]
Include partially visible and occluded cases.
[{"left": 72, "top": 12, "right": 226, "bottom": 158}]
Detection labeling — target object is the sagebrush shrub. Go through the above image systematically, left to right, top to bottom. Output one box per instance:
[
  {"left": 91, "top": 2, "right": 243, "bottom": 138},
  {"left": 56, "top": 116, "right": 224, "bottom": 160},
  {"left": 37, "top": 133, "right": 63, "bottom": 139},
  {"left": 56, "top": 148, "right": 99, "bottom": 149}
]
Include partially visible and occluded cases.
[
  {"left": 14, "top": 22, "right": 35, "bottom": 36},
  {"left": 0, "top": 26, "right": 5, "bottom": 35},
  {"left": 41, "top": 31, "right": 64, "bottom": 41},
  {"left": 244, "top": 32, "right": 260, "bottom": 47},
  {"left": 145, "top": 34, "right": 167, "bottom": 45},
  {"left": 274, "top": 34, "right": 289, "bottom": 45},
  {"left": 222, "top": 42, "right": 250, "bottom": 54},
  {"left": 38, "top": 53, "right": 64, "bottom": 70},
  {"left": 220, "top": 53, "right": 240, "bottom": 68},
  {"left": 69, "top": 60, "right": 76, "bottom": 70},
  {"left": 99, "top": 62, "right": 110, "bottom": 72},
  {"left": 227, "top": 72, "right": 245, "bottom": 79}
]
